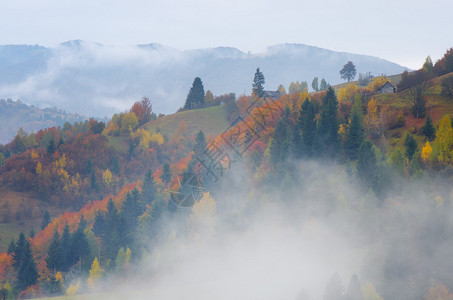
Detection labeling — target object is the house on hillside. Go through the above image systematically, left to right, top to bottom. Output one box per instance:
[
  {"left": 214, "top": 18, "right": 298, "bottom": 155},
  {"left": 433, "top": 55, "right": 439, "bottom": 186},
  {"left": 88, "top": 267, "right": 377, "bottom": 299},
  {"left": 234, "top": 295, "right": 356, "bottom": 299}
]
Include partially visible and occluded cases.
[
  {"left": 377, "top": 81, "right": 396, "bottom": 94},
  {"left": 263, "top": 90, "right": 281, "bottom": 100}
]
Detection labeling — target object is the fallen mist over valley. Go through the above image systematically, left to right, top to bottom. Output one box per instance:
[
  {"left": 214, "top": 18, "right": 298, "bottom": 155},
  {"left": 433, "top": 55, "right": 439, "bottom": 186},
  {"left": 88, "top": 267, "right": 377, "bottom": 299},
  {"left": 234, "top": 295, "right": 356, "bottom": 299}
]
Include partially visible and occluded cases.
[{"left": 82, "top": 161, "right": 453, "bottom": 300}]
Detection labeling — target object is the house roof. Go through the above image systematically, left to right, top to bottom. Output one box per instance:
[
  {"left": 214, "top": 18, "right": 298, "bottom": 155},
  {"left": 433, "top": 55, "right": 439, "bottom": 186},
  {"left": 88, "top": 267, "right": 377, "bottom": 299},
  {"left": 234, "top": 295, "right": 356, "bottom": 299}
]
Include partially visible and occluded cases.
[{"left": 263, "top": 90, "right": 280, "bottom": 99}]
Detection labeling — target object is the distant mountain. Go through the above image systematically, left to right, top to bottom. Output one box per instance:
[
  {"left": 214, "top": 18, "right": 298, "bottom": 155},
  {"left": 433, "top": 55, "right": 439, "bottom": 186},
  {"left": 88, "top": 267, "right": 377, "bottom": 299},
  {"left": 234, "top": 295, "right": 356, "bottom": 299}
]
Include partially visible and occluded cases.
[
  {"left": 0, "top": 41, "right": 409, "bottom": 117},
  {"left": 0, "top": 99, "right": 87, "bottom": 144}
]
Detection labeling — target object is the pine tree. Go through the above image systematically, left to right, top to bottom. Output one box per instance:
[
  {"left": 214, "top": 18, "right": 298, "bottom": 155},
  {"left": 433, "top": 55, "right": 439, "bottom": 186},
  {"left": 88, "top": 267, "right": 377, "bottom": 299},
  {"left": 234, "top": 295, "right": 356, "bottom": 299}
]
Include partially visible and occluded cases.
[
  {"left": 252, "top": 68, "right": 265, "bottom": 98},
  {"left": 184, "top": 77, "right": 205, "bottom": 110},
  {"left": 312, "top": 77, "right": 319, "bottom": 91},
  {"left": 320, "top": 78, "right": 328, "bottom": 91},
  {"left": 316, "top": 87, "right": 339, "bottom": 158},
  {"left": 301, "top": 99, "right": 317, "bottom": 157},
  {"left": 270, "top": 107, "right": 291, "bottom": 165},
  {"left": 344, "top": 108, "right": 364, "bottom": 160},
  {"left": 421, "top": 116, "right": 436, "bottom": 141},
  {"left": 193, "top": 130, "right": 207, "bottom": 159},
  {"left": 404, "top": 133, "right": 418, "bottom": 161},
  {"left": 47, "top": 138, "right": 56, "bottom": 154},
  {"left": 357, "top": 140, "right": 377, "bottom": 189},
  {"left": 161, "top": 163, "right": 171, "bottom": 185},
  {"left": 142, "top": 169, "right": 156, "bottom": 205},
  {"left": 104, "top": 199, "right": 120, "bottom": 262},
  {"left": 41, "top": 210, "right": 51, "bottom": 230},
  {"left": 93, "top": 210, "right": 106, "bottom": 237},
  {"left": 71, "top": 216, "right": 90, "bottom": 268},
  {"left": 60, "top": 223, "right": 72, "bottom": 272},
  {"left": 46, "top": 228, "right": 62, "bottom": 273},
  {"left": 12, "top": 232, "right": 26, "bottom": 270},
  {"left": 7, "top": 239, "right": 15, "bottom": 255},
  {"left": 16, "top": 239, "right": 38, "bottom": 290}
]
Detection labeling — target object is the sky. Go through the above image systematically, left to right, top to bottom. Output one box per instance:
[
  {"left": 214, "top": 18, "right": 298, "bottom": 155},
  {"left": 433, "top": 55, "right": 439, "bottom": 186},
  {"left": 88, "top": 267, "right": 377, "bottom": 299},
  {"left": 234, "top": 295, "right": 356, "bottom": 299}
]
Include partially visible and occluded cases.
[{"left": 0, "top": 0, "right": 451, "bottom": 70}]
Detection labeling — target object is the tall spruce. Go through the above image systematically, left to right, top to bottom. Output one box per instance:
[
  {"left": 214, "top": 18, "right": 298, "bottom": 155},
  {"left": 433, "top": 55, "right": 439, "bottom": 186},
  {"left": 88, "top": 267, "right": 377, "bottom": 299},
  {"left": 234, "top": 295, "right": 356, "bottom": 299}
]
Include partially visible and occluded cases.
[
  {"left": 252, "top": 68, "right": 265, "bottom": 98},
  {"left": 184, "top": 77, "right": 205, "bottom": 110},
  {"left": 316, "top": 87, "right": 339, "bottom": 158},
  {"left": 301, "top": 99, "right": 316, "bottom": 157},
  {"left": 270, "top": 106, "right": 292, "bottom": 165},
  {"left": 344, "top": 108, "right": 364, "bottom": 160},
  {"left": 420, "top": 116, "right": 436, "bottom": 141},
  {"left": 193, "top": 130, "right": 207, "bottom": 159},
  {"left": 404, "top": 133, "right": 418, "bottom": 161},
  {"left": 357, "top": 140, "right": 377, "bottom": 189},
  {"left": 161, "top": 163, "right": 171, "bottom": 185},
  {"left": 142, "top": 169, "right": 157, "bottom": 205},
  {"left": 41, "top": 210, "right": 51, "bottom": 230},
  {"left": 71, "top": 215, "right": 90, "bottom": 267},
  {"left": 61, "top": 223, "right": 72, "bottom": 272},
  {"left": 46, "top": 228, "right": 62, "bottom": 273},
  {"left": 12, "top": 232, "right": 26, "bottom": 270},
  {"left": 16, "top": 239, "right": 38, "bottom": 290}
]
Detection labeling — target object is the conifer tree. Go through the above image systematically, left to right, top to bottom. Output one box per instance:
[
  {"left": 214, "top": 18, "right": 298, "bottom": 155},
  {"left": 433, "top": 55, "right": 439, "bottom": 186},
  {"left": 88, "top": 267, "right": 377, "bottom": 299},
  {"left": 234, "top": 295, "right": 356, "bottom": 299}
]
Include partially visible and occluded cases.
[
  {"left": 252, "top": 68, "right": 265, "bottom": 98},
  {"left": 184, "top": 77, "right": 205, "bottom": 110},
  {"left": 312, "top": 77, "right": 319, "bottom": 91},
  {"left": 320, "top": 78, "right": 328, "bottom": 91},
  {"left": 316, "top": 87, "right": 339, "bottom": 158},
  {"left": 301, "top": 99, "right": 316, "bottom": 157},
  {"left": 270, "top": 106, "right": 291, "bottom": 165},
  {"left": 344, "top": 108, "right": 364, "bottom": 160},
  {"left": 421, "top": 116, "right": 436, "bottom": 141},
  {"left": 193, "top": 130, "right": 207, "bottom": 159},
  {"left": 404, "top": 133, "right": 418, "bottom": 161},
  {"left": 357, "top": 140, "right": 377, "bottom": 189},
  {"left": 161, "top": 163, "right": 171, "bottom": 185},
  {"left": 142, "top": 169, "right": 156, "bottom": 205},
  {"left": 41, "top": 210, "right": 51, "bottom": 230},
  {"left": 71, "top": 216, "right": 90, "bottom": 268},
  {"left": 60, "top": 223, "right": 72, "bottom": 272},
  {"left": 46, "top": 228, "right": 62, "bottom": 273},
  {"left": 12, "top": 232, "right": 26, "bottom": 270},
  {"left": 7, "top": 239, "right": 15, "bottom": 255},
  {"left": 16, "top": 239, "right": 38, "bottom": 290}
]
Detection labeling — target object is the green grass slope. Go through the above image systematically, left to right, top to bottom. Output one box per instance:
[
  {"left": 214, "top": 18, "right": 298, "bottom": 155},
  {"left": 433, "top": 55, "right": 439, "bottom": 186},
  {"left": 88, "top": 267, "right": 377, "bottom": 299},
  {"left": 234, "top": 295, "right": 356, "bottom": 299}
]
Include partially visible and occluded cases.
[{"left": 143, "top": 105, "right": 230, "bottom": 138}]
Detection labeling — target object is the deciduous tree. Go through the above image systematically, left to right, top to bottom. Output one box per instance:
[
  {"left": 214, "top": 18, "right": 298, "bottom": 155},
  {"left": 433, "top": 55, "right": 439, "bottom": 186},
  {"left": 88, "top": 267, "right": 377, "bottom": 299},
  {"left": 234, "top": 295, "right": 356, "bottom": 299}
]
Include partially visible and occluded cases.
[{"left": 340, "top": 61, "right": 356, "bottom": 82}]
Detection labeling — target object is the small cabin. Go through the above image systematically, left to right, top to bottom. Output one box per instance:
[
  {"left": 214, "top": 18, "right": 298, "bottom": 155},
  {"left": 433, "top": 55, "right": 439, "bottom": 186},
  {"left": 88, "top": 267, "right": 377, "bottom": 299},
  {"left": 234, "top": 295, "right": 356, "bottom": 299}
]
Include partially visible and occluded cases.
[
  {"left": 377, "top": 81, "right": 395, "bottom": 94},
  {"left": 263, "top": 90, "right": 281, "bottom": 100}
]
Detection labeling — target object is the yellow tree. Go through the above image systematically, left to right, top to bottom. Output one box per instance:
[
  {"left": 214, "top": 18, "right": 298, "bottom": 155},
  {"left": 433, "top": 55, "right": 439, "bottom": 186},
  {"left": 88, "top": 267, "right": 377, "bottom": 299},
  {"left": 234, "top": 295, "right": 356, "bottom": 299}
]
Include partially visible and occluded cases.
[
  {"left": 367, "top": 76, "right": 391, "bottom": 93},
  {"left": 337, "top": 83, "right": 359, "bottom": 104},
  {"left": 364, "top": 98, "right": 381, "bottom": 140},
  {"left": 121, "top": 112, "right": 138, "bottom": 135},
  {"left": 432, "top": 115, "right": 453, "bottom": 164},
  {"left": 422, "top": 141, "right": 432, "bottom": 161},
  {"left": 102, "top": 169, "right": 113, "bottom": 186},
  {"left": 188, "top": 192, "right": 217, "bottom": 241},
  {"left": 87, "top": 257, "right": 103, "bottom": 290},
  {"left": 362, "top": 282, "right": 383, "bottom": 300}
]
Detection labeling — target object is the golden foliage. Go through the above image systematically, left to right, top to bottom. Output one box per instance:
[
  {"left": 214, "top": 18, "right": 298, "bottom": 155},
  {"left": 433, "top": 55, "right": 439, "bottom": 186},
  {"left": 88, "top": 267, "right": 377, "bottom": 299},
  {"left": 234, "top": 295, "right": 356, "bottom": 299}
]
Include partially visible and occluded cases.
[
  {"left": 367, "top": 76, "right": 391, "bottom": 93},
  {"left": 338, "top": 83, "right": 359, "bottom": 103},
  {"left": 432, "top": 115, "right": 453, "bottom": 164},
  {"left": 150, "top": 133, "right": 164, "bottom": 145},
  {"left": 421, "top": 141, "right": 432, "bottom": 161},
  {"left": 36, "top": 162, "right": 42, "bottom": 175},
  {"left": 102, "top": 169, "right": 113, "bottom": 186},
  {"left": 188, "top": 192, "right": 217, "bottom": 240},
  {"left": 87, "top": 257, "right": 104, "bottom": 289},
  {"left": 66, "top": 282, "right": 80, "bottom": 296},
  {"left": 362, "top": 282, "right": 383, "bottom": 300},
  {"left": 425, "top": 282, "right": 453, "bottom": 300}
]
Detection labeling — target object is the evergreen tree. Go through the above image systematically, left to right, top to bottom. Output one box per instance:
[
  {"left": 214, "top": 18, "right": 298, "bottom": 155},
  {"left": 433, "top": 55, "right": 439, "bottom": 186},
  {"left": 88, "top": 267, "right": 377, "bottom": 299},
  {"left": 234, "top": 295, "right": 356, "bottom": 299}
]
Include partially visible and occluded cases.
[
  {"left": 252, "top": 68, "right": 265, "bottom": 98},
  {"left": 184, "top": 77, "right": 205, "bottom": 110},
  {"left": 312, "top": 77, "right": 319, "bottom": 91},
  {"left": 320, "top": 78, "right": 328, "bottom": 91},
  {"left": 316, "top": 87, "right": 339, "bottom": 158},
  {"left": 301, "top": 99, "right": 317, "bottom": 157},
  {"left": 270, "top": 106, "right": 291, "bottom": 165},
  {"left": 344, "top": 108, "right": 364, "bottom": 160},
  {"left": 421, "top": 116, "right": 436, "bottom": 141},
  {"left": 193, "top": 130, "right": 207, "bottom": 159},
  {"left": 404, "top": 133, "right": 418, "bottom": 161},
  {"left": 47, "top": 138, "right": 56, "bottom": 154},
  {"left": 357, "top": 140, "right": 377, "bottom": 189},
  {"left": 85, "top": 159, "right": 93, "bottom": 174},
  {"left": 161, "top": 163, "right": 171, "bottom": 185},
  {"left": 142, "top": 170, "right": 156, "bottom": 205},
  {"left": 121, "top": 191, "right": 142, "bottom": 248},
  {"left": 104, "top": 199, "right": 120, "bottom": 263},
  {"left": 41, "top": 210, "right": 51, "bottom": 230},
  {"left": 93, "top": 210, "right": 106, "bottom": 237},
  {"left": 71, "top": 216, "right": 90, "bottom": 268},
  {"left": 60, "top": 223, "right": 72, "bottom": 272},
  {"left": 28, "top": 229, "right": 35, "bottom": 238},
  {"left": 46, "top": 229, "right": 62, "bottom": 273},
  {"left": 12, "top": 232, "right": 26, "bottom": 270},
  {"left": 7, "top": 239, "right": 15, "bottom": 255},
  {"left": 16, "top": 240, "right": 38, "bottom": 290},
  {"left": 323, "top": 272, "right": 344, "bottom": 300},
  {"left": 343, "top": 274, "right": 363, "bottom": 300}
]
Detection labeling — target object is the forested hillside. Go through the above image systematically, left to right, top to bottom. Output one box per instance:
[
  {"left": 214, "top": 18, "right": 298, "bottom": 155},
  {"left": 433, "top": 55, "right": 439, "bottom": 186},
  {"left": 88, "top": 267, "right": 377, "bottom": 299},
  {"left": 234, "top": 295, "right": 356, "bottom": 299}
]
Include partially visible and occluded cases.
[{"left": 0, "top": 49, "right": 452, "bottom": 299}]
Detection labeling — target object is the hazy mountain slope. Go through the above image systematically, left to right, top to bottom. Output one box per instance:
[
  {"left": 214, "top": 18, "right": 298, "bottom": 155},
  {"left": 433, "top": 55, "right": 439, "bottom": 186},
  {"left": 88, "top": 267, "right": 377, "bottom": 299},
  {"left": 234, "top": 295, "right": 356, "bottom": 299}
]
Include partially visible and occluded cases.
[
  {"left": 0, "top": 41, "right": 409, "bottom": 117},
  {"left": 0, "top": 99, "right": 86, "bottom": 144}
]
